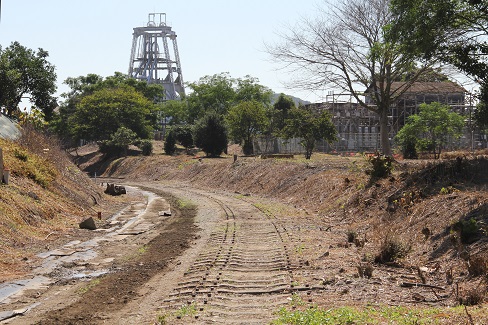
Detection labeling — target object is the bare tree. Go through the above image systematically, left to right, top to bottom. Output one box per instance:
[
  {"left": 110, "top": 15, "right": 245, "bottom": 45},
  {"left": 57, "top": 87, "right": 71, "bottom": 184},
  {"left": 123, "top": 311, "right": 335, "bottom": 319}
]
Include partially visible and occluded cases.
[{"left": 267, "top": 0, "right": 435, "bottom": 155}]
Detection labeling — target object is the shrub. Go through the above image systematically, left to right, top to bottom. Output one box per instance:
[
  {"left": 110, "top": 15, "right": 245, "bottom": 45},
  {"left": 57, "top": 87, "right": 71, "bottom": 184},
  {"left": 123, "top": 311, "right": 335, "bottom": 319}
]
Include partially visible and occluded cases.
[
  {"left": 193, "top": 112, "right": 228, "bottom": 157},
  {"left": 173, "top": 125, "right": 194, "bottom": 150},
  {"left": 99, "top": 127, "right": 138, "bottom": 157},
  {"left": 164, "top": 130, "right": 176, "bottom": 155},
  {"left": 401, "top": 138, "right": 418, "bottom": 159},
  {"left": 137, "top": 139, "right": 153, "bottom": 156},
  {"left": 98, "top": 140, "right": 124, "bottom": 157},
  {"left": 13, "top": 149, "right": 29, "bottom": 162},
  {"left": 366, "top": 153, "right": 394, "bottom": 178},
  {"left": 453, "top": 218, "right": 481, "bottom": 244},
  {"left": 347, "top": 230, "right": 358, "bottom": 243},
  {"left": 375, "top": 236, "right": 410, "bottom": 264},
  {"left": 468, "top": 254, "right": 488, "bottom": 277},
  {"left": 357, "top": 262, "right": 374, "bottom": 278},
  {"left": 458, "top": 287, "right": 486, "bottom": 306}
]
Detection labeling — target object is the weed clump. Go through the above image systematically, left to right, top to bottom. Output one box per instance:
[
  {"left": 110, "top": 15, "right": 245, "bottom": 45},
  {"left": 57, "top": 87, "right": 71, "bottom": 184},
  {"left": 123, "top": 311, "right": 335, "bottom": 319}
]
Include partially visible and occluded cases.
[
  {"left": 366, "top": 154, "right": 394, "bottom": 178},
  {"left": 453, "top": 218, "right": 482, "bottom": 244},
  {"left": 347, "top": 229, "right": 358, "bottom": 243},
  {"left": 375, "top": 236, "right": 410, "bottom": 264},
  {"left": 468, "top": 254, "right": 488, "bottom": 278},
  {"left": 357, "top": 262, "right": 374, "bottom": 278},
  {"left": 458, "top": 286, "right": 486, "bottom": 306}
]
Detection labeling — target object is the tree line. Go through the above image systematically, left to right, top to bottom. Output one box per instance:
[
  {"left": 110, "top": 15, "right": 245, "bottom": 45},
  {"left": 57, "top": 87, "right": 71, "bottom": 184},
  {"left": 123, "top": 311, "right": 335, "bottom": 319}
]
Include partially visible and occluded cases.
[{"left": 1, "top": 0, "right": 486, "bottom": 159}]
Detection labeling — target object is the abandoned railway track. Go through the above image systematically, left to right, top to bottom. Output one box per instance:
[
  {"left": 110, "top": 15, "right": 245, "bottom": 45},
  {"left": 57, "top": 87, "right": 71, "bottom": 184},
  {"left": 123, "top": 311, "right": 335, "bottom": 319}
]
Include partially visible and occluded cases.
[{"left": 151, "top": 184, "right": 319, "bottom": 324}]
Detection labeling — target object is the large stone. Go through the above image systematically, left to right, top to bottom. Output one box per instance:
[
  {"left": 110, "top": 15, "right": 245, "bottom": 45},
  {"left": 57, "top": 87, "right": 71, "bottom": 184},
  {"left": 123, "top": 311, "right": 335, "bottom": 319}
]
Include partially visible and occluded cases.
[
  {"left": 104, "top": 183, "right": 126, "bottom": 196},
  {"left": 79, "top": 217, "right": 97, "bottom": 230}
]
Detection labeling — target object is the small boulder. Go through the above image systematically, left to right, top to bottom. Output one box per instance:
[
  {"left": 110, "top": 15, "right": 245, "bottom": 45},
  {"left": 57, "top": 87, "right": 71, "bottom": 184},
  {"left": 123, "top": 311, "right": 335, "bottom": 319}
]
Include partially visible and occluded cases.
[{"left": 79, "top": 217, "right": 97, "bottom": 230}]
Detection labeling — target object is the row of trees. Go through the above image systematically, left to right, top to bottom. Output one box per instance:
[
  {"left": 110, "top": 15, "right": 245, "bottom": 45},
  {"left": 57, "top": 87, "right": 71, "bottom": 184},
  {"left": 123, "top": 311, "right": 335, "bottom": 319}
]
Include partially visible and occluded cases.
[
  {"left": 2, "top": 0, "right": 486, "bottom": 159},
  {"left": 0, "top": 39, "right": 337, "bottom": 159},
  {"left": 161, "top": 73, "right": 336, "bottom": 158}
]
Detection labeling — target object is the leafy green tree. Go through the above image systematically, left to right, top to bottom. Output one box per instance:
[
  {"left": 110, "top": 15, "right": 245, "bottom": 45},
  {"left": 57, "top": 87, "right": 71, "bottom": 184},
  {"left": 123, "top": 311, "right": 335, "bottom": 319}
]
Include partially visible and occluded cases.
[
  {"left": 268, "top": 0, "right": 435, "bottom": 156},
  {"left": 389, "top": 0, "right": 488, "bottom": 81},
  {"left": 389, "top": 0, "right": 488, "bottom": 130},
  {"left": 0, "top": 41, "right": 57, "bottom": 120},
  {"left": 55, "top": 72, "right": 164, "bottom": 143},
  {"left": 62, "top": 72, "right": 165, "bottom": 102},
  {"left": 185, "top": 73, "right": 272, "bottom": 123},
  {"left": 186, "top": 73, "right": 236, "bottom": 123},
  {"left": 234, "top": 76, "right": 273, "bottom": 106},
  {"left": 475, "top": 83, "right": 488, "bottom": 130},
  {"left": 69, "top": 84, "right": 154, "bottom": 143},
  {"left": 272, "top": 93, "right": 296, "bottom": 132},
  {"left": 157, "top": 99, "right": 189, "bottom": 126},
  {"left": 226, "top": 100, "right": 269, "bottom": 155},
  {"left": 395, "top": 102, "right": 465, "bottom": 159},
  {"left": 283, "top": 107, "right": 337, "bottom": 159},
  {"left": 193, "top": 112, "right": 228, "bottom": 157},
  {"left": 394, "top": 123, "right": 419, "bottom": 159},
  {"left": 106, "top": 126, "right": 138, "bottom": 157},
  {"left": 164, "top": 129, "right": 177, "bottom": 155},
  {"left": 136, "top": 139, "right": 153, "bottom": 156}
]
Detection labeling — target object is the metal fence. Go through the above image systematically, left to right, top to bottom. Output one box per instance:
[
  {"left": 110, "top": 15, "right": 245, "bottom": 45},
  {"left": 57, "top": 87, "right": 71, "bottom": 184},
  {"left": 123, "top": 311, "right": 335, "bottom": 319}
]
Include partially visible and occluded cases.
[{"left": 253, "top": 130, "right": 488, "bottom": 155}]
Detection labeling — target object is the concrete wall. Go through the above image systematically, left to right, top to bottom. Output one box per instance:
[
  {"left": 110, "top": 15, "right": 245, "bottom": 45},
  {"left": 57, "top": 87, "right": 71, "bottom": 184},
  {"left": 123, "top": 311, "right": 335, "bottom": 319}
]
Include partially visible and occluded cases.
[{"left": 0, "top": 114, "right": 20, "bottom": 140}]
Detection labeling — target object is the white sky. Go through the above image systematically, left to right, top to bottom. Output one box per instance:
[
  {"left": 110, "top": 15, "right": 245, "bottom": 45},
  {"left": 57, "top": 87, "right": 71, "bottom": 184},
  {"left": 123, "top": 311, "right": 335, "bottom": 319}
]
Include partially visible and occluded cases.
[{"left": 0, "top": 0, "right": 328, "bottom": 106}]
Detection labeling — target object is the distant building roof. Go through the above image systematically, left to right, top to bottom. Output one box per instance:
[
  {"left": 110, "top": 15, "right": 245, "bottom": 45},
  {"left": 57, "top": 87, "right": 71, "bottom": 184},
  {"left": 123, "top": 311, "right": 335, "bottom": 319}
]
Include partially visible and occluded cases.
[
  {"left": 365, "top": 81, "right": 467, "bottom": 95},
  {"left": 391, "top": 81, "right": 466, "bottom": 94}
]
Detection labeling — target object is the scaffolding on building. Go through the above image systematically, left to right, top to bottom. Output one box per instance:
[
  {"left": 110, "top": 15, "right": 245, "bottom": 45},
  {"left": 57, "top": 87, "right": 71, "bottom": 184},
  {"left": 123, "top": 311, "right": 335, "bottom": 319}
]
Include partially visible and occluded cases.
[{"left": 253, "top": 82, "right": 485, "bottom": 155}]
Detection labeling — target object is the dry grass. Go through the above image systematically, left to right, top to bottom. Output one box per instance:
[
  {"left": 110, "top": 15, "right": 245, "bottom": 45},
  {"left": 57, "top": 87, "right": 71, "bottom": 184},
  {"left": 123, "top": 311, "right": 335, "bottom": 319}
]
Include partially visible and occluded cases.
[{"left": 0, "top": 127, "right": 106, "bottom": 280}]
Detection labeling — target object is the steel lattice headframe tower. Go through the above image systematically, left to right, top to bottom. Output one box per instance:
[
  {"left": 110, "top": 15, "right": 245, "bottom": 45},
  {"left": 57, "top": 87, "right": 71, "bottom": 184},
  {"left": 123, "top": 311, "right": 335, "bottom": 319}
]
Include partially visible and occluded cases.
[{"left": 128, "top": 13, "right": 184, "bottom": 100}]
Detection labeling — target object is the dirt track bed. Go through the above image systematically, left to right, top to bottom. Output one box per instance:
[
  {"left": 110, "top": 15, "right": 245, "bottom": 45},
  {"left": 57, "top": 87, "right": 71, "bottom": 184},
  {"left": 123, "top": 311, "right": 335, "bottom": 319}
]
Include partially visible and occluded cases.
[
  {"left": 3, "top": 158, "right": 488, "bottom": 324},
  {"left": 157, "top": 187, "right": 297, "bottom": 324}
]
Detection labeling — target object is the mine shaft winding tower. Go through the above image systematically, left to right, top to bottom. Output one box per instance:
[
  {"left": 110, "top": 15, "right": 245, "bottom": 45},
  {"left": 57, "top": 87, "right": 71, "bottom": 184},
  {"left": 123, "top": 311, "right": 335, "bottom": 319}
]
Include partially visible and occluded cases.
[{"left": 128, "top": 13, "right": 184, "bottom": 100}]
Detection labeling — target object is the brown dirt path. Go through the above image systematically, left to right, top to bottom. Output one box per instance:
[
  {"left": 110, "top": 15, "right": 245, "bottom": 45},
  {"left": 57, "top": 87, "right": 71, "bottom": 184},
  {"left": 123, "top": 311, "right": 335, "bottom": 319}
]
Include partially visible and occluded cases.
[{"left": 4, "top": 176, "right": 488, "bottom": 324}]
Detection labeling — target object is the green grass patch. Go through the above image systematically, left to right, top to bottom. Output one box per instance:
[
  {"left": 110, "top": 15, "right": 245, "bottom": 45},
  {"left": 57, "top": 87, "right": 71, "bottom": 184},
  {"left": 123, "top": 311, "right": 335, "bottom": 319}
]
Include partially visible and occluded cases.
[
  {"left": 2, "top": 139, "right": 57, "bottom": 188},
  {"left": 176, "top": 198, "right": 195, "bottom": 209},
  {"left": 138, "top": 245, "right": 149, "bottom": 254},
  {"left": 76, "top": 278, "right": 101, "bottom": 295},
  {"left": 175, "top": 302, "right": 197, "bottom": 318},
  {"left": 271, "top": 305, "right": 481, "bottom": 325}
]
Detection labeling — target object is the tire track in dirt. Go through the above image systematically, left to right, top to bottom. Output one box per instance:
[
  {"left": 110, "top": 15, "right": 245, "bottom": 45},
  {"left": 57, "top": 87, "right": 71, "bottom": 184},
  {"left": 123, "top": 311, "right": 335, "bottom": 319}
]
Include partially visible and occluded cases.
[{"left": 158, "top": 188, "right": 298, "bottom": 324}]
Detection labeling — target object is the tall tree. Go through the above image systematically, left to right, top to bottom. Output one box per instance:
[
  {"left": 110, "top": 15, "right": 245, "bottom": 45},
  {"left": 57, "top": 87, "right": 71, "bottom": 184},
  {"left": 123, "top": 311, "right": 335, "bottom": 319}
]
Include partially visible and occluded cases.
[
  {"left": 268, "top": 0, "right": 435, "bottom": 156},
  {"left": 389, "top": 0, "right": 488, "bottom": 81},
  {"left": 0, "top": 42, "right": 57, "bottom": 120},
  {"left": 55, "top": 72, "right": 164, "bottom": 143},
  {"left": 185, "top": 73, "right": 272, "bottom": 123},
  {"left": 186, "top": 73, "right": 236, "bottom": 123},
  {"left": 234, "top": 75, "right": 273, "bottom": 106},
  {"left": 68, "top": 84, "right": 154, "bottom": 143},
  {"left": 272, "top": 93, "right": 296, "bottom": 132},
  {"left": 226, "top": 100, "right": 269, "bottom": 155}
]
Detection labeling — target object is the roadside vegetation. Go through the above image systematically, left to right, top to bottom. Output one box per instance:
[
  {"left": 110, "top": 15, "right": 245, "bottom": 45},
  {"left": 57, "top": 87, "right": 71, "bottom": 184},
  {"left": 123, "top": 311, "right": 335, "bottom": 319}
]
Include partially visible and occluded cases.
[{"left": 0, "top": 125, "right": 105, "bottom": 280}]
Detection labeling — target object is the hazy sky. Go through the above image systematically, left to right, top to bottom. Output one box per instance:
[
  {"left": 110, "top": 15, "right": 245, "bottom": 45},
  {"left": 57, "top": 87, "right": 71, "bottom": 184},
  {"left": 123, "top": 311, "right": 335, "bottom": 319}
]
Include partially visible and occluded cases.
[{"left": 0, "top": 0, "right": 326, "bottom": 105}]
